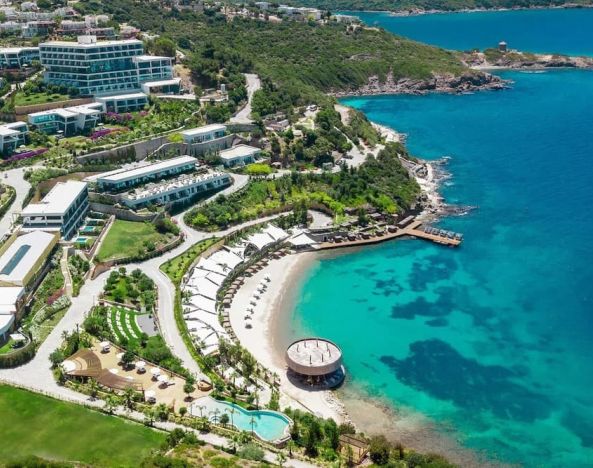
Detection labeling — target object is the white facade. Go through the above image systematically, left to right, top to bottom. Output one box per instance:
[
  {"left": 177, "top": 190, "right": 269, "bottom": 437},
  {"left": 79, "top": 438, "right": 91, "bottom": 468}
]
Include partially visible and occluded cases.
[
  {"left": 0, "top": 122, "right": 28, "bottom": 155},
  {"left": 181, "top": 124, "right": 227, "bottom": 144},
  {"left": 218, "top": 144, "right": 261, "bottom": 167},
  {"left": 94, "top": 155, "right": 198, "bottom": 192},
  {"left": 121, "top": 171, "right": 231, "bottom": 209},
  {"left": 21, "top": 181, "right": 89, "bottom": 238}
]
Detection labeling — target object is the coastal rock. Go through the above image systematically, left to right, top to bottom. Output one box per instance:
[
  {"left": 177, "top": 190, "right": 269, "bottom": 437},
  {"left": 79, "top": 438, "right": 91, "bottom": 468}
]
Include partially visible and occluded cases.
[
  {"left": 463, "top": 49, "right": 593, "bottom": 70},
  {"left": 332, "top": 70, "right": 508, "bottom": 98}
]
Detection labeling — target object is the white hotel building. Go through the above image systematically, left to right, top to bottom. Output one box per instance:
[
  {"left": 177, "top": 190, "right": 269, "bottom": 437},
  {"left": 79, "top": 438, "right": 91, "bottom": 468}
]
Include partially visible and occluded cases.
[
  {"left": 39, "top": 35, "right": 178, "bottom": 96},
  {"left": 21, "top": 180, "right": 89, "bottom": 239}
]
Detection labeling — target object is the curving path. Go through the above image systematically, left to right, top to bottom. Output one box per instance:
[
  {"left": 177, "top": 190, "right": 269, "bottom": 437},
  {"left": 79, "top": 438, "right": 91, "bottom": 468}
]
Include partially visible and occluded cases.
[
  {"left": 230, "top": 73, "right": 261, "bottom": 124},
  {"left": 0, "top": 167, "right": 33, "bottom": 237}
]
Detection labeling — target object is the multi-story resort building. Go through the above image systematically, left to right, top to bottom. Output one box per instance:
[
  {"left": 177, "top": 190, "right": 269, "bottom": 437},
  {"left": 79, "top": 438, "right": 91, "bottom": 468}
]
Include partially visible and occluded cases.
[
  {"left": 39, "top": 35, "right": 177, "bottom": 96},
  {"left": 0, "top": 46, "right": 39, "bottom": 69},
  {"left": 95, "top": 92, "right": 149, "bottom": 113},
  {"left": 28, "top": 103, "right": 103, "bottom": 136},
  {"left": 0, "top": 122, "right": 28, "bottom": 155},
  {"left": 181, "top": 124, "right": 227, "bottom": 145},
  {"left": 218, "top": 144, "right": 261, "bottom": 167},
  {"left": 94, "top": 155, "right": 199, "bottom": 192},
  {"left": 120, "top": 171, "right": 232, "bottom": 209},
  {"left": 21, "top": 181, "right": 89, "bottom": 239},
  {"left": 0, "top": 230, "right": 59, "bottom": 342}
]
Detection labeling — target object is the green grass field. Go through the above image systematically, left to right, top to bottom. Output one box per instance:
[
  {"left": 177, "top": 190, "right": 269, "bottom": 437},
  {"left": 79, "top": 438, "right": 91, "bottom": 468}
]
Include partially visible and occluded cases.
[
  {"left": 14, "top": 92, "right": 71, "bottom": 106},
  {"left": 96, "top": 220, "right": 169, "bottom": 262},
  {"left": 109, "top": 306, "right": 145, "bottom": 344},
  {"left": 0, "top": 385, "right": 166, "bottom": 466}
]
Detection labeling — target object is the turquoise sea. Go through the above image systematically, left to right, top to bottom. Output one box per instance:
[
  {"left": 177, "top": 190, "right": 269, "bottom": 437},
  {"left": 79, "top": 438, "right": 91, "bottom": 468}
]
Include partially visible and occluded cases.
[
  {"left": 343, "top": 8, "right": 593, "bottom": 55},
  {"left": 286, "top": 10, "right": 593, "bottom": 467}
]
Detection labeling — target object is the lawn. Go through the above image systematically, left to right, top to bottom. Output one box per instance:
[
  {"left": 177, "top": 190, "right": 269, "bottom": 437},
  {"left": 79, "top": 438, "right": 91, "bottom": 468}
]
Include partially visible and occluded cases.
[
  {"left": 14, "top": 92, "right": 71, "bottom": 107},
  {"left": 96, "top": 220, "right": 172, "bottom": 262},
  {"left": 109, "top": 306, "right": 145, "bottom": 344},
  {"left": 0, "top": 385, "right": 166, "bottom": 466}
]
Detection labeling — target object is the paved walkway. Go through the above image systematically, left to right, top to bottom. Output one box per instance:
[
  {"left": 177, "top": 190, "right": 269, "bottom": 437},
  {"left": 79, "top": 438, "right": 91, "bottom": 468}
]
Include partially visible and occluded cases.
[
  {"left": 230, "top": 73, "right": 261, "bottom": 124},
  {"left": 0, "top": 167, "right": 33, "bottom": 238}
]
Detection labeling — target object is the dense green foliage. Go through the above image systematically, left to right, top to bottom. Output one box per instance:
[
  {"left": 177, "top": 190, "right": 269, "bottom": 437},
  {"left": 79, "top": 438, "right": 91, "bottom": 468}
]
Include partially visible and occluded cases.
[
  {"left": 75, "top": 0, "right": 467, "bottom": 113},
  {"left": 281, "top": 0, "right": 593, "bottom": 12},
  {"left": 185, "top": 142, "right": 419, "bottom": 230},
  {"left": 103, "top": 267, "right": 157, "bottom": 311},
  {"left": 0, "top": 385, "right": 166, "bottom": 466}
]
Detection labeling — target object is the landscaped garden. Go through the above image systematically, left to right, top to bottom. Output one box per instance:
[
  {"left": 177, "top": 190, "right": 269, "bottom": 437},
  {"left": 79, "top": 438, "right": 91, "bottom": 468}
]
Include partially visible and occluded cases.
[
  {"left": 184, "top": 142, "right": 420, "bottom": 231},
  {"left": 0, "top": 184, "right": 16, "bottom": 218},
  {"left": 96, "top": 219, "right": 178, "bottom": 263},
  {"left": 160, "top": 236, "right": 219, "bottom": 284},
  {"left": 102, "top": 267, "right": 157, "bottom": 312},
  {"left": 109, "top": 305, "right": 155, "bottom": 347},
  {"left": 0, "top": 384, "right": 166, "bottom": 466}
]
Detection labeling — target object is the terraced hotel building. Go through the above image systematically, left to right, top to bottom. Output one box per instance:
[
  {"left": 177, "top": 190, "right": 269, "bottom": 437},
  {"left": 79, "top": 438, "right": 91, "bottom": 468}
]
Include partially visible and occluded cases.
[{"left": 39, "top": 36, "right": 175, "bottom": 96}]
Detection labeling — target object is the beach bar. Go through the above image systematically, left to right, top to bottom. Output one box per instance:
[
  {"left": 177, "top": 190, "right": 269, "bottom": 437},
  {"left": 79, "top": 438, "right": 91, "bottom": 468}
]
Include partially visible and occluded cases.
[{"left": 285, "top": 337, "right": 345, "bottom": 388}]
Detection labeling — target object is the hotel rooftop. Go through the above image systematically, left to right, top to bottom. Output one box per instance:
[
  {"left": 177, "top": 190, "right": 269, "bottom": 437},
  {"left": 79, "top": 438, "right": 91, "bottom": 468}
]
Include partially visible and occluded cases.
[
  {"left": 180, "top": 124, "right": 227, "bottom": 138},
  {"left": 97, "top": 155, "right": 197, "bottom": 184},
  {"left": 22, "top": 181, "right": 88, "bottom": 216},
  {"left": 0, "top": 231, "right": 58, "bottom": 287}
]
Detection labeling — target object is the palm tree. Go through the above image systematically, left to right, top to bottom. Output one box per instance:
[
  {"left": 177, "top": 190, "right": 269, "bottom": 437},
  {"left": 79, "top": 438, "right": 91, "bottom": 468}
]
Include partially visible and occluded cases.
[
  {"left": 88, "top": 379, "right": 100, "bottom": 400},
  {"left": 122, "top": 387, "right": 135, "bottom": 410},
  {"left": 253, "top": 389, "right": 260, "bottom": 410},
  {"left": 104, "top": 394, "right": 120, "bottom": 414},
  {"left": 196, "top": 404, "right": 206, "bottom": 418},
  {"left": 143, "top": 407, "right": 156, "bottom": 426},
  {"left": 226, "top": 407, "right": 236, "bottom": 429},
  {"left": 211, "top": 408, "right": 221, "bottom": 425},
  {"left": 249, "top": 416, "right": 257, "bottom": 435},
  {"left": 286, "top": 440, "right": 296, "bottom": 458},
  {"left": 276, "top": 451, "right": 287, "bottom": 467}
]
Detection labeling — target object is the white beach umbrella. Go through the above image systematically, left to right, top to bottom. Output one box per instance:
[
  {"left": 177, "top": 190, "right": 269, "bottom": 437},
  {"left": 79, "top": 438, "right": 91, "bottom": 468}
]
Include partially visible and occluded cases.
[
  {"left": 116, "top": 352, "right": 125, "bottom": 362},
  {"left": 136, "top": 361, "right": 146, "bottom": 370},
  {"left": 150, "top": 367, "right": 161, "bottom": 377},
  {"left": 158, "top": 375, "right": 169, "bottom": 385}
]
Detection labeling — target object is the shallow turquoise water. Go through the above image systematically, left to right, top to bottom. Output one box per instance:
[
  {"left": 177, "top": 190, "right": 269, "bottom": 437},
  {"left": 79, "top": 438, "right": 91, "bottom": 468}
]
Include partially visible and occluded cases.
[
  {"left": 343, "top": 8, "right": 593, "bottom": 55},
  {"left": 288, "top": 11, "right": 593, "bottom": 467}
]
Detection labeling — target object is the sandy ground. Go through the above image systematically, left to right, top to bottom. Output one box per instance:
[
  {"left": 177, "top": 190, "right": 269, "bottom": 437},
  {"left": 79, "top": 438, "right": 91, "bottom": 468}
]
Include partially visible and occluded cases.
[{"left": 228, "top": 252, "right": 347, "bottom": 423}]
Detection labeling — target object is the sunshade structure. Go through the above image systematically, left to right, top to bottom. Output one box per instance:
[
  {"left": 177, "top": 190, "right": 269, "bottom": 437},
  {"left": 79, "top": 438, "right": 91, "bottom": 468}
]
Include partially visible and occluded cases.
[{"left": 62, "top": 348, "right": 143, "bottom": 392}]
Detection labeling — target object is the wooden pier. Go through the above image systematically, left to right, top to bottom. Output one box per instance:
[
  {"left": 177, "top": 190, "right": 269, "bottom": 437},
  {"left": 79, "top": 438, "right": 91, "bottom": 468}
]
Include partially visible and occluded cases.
[{"left": 316, "top": 220, "right": 462, "bottom": 250}]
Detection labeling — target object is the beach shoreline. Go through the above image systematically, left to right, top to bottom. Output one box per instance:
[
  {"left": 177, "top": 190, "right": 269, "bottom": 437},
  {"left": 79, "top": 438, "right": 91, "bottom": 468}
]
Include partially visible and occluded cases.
[{"left": 228, "top": 251, "right": 349, "bottom": 423}]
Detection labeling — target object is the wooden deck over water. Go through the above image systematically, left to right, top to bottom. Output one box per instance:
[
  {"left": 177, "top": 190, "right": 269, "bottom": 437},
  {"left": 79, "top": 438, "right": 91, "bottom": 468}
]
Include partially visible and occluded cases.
[{"left": 317, "top": 220, "right": 462, "bottom": 250}]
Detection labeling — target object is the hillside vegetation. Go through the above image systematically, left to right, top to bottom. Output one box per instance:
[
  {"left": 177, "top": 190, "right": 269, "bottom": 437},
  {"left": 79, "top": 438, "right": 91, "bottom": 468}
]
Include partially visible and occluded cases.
[
  {"left": 76, "top": 0, "right": 468, "bottom": 111},
  {"left": 281, "top": 0, "right": 593, "bottom": 12}
]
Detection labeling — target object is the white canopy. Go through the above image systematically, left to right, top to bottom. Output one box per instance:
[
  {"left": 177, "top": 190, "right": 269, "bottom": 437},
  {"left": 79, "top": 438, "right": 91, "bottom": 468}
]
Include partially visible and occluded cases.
[{"left": 150, "top": 367, "right": 161, "bottom": 376}]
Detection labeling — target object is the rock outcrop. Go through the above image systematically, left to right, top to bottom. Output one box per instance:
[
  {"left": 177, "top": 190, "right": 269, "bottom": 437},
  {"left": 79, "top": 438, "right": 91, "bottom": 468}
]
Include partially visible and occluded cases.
[{"left": 332, "top": 70, "right": 508, "bottom": 97}]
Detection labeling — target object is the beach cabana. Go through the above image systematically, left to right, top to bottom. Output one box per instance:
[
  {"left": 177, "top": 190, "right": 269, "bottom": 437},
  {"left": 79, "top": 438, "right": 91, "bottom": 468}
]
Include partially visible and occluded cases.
[
  {"left": 100, "top": 341, "right": 110, "bottom": 352},
  {"left": 136, "top": 361, "right": 146, "bottom": 373},
  {"left": 150, "top": 367, "right": 161, "bottom": 379},
  {"left": 157, "top": 374, "right": 169, "bottom": 386},
  {"left": 145, "top": 390, "right": 156, "bottom": 403}
]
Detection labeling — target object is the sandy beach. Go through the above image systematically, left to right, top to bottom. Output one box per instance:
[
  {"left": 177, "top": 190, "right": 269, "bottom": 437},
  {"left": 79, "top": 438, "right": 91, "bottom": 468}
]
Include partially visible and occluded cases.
[{"left": 228, "top": 251, "right": 348, "bottom": 423}]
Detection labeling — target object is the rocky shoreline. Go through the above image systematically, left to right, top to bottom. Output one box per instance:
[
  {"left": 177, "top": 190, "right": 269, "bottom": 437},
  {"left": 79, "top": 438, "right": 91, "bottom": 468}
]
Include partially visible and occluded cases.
[
  {"left": 463, "top": 49, "right": 593, "bottom": 70},
  {"left": 332, "top": 70, "right": 509, "bottom": 97}
]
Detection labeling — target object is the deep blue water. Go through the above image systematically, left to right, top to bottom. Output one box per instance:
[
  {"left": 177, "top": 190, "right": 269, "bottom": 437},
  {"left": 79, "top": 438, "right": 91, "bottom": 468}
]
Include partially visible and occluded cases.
[
  {"left": 342, "top": 8, "right": 593, "bottom": 55},
  {"left": 288, "top": 10, "right": 593, "bottom": 467}
]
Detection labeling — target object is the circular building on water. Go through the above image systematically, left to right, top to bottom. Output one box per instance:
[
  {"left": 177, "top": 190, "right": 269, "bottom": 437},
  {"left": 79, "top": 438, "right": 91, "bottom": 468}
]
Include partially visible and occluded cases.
[{"left": 285, "top": 338, "right": 345, "bottom": 388}]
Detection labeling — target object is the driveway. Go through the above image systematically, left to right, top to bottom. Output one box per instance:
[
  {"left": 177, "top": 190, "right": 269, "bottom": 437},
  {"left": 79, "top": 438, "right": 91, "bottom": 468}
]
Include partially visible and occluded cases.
[{"left": 230, "top": 73, "right": 261, "bottom": 124}]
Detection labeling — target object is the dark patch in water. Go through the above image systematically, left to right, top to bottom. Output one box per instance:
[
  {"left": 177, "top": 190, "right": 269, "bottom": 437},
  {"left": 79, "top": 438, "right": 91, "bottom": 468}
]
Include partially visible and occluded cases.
[
  {"left": 408, "top": 255, "right": 458, "bottom": 292},
  {"left": 373, "top": 277, "right": 403, "bottom": 297},
  {"left": 391, "top": 297, "right": 450, "bottom": 320},
  {"left": 426, "top": 318, "right": 448, "bottom": 327},
  {"left": 380, "top": 339, "right": 550, "bottom": 422},
  {"left": 562, "top": 410, "right": 593, "bottom": 448}
]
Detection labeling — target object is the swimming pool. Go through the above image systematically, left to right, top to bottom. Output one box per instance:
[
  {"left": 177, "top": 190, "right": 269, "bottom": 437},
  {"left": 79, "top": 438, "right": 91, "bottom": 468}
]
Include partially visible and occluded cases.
[
  {"left": 80, "top": 226, "right": 97, "bottom": 234},
  {"left": 75, "top": 237, "right": 88, "bottom": 244},
  {"left": 190, "top": 396, "right": 292, "bottom": 442}
]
